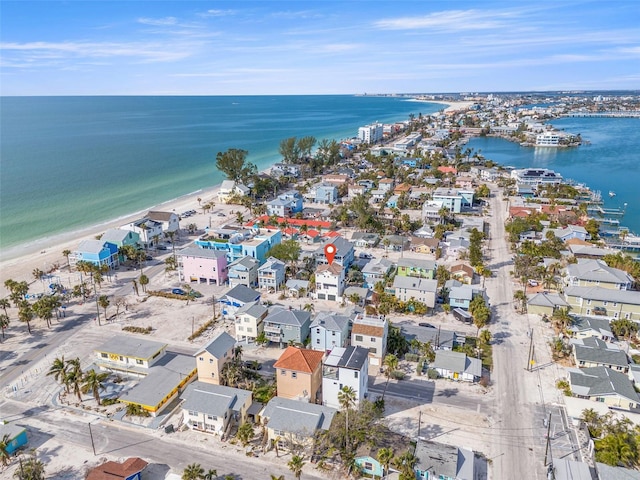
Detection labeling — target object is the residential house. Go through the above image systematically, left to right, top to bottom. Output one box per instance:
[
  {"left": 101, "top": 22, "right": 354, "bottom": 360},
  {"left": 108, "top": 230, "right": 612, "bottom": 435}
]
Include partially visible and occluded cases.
[
  {"left": 271, "top": 163, "right": 300, "bottom": 179},
  {"left": 510, "top": 168, "right": 563, "bottom": 186},
  {"left": 322, "top": 174, "right": 350, "bottom": 185},
  {"left": 455, "top": 176, "right": 474, "bottom": 190},
  {"left": 378, "top": 178, "right": 395, "bottom": 192},
  {"left": 358, "top": 179, "right": 375, "bottom": 190},
  {"left": 217, "top": 180, "right": 249, "bottom": 204},
  {"left": 393, "top": 182, "right": 412, "bottom": 195},
  {"left": 309, "top": 183, "right": 338, "bottom": 204},
  {"left": 348, "top": 184, "right": 367, "bottom": 199},
  {"left": 432, "top": 188, "right": 475, "bottom": 213},
  {"left": 370, "top": 189, "right": 387, "bottom": 203},
  {"left": 267, "top": 191, "right": 303, "bottom": 217},
  {"left": 385, "top": 194, "right": 400, "bottom": 208},
  {"left": 146, "top": 210, "right": 180, "bottom": 234},
  {"left": 121, "top": 218, "right": 164, "bottom": 248},
  {"left": 544, "top": 225, "right": 590, "bottom": 242},
  {"left": 100, "top": 229, "right": 141, "bottom": 258},
  {"left": 196, "top": 229, "right": 283, "bottom": 265},
  {"left": 351, "top": 232, "right": 380, "bottom": 248},
  {"left": 382, "top": 235, "right": 409, "bottom": 252},
  {"left": 315, "top": 236, "right": 355, "bottom": 268},
  {"left": 410, "top": 236, "right": 439, "bottom": 255},
  {"left": 443, "top": 237, "right": 470, "bottom": 259},
  {"left": 70, "top": 239, "right": 119, "bottom": 270},
  {"left": 567, "top": 243, "right": 611, "bottom": 259},
  {"left": 178, "top": 247, "right": 228, "bottom": 285},
  {"left": 227, "top": 256, "right": 260, "bottom": 288},
  {"left": 258, "top": 256, "right": 286, "bottom": 291},
  {"left": 362, "top": 258, "right": 393, "bottom": 289},
  {"left": 396, "top": 258, "right": 436, "bottom": 279},
  {"left": 565, "top": 259, "right": 634, "bottom": 290},
  {"left": 315, "top": 263, "right": 346, "bottom": 302},
  {"left": 450, "top": 263, "right": 474, "bottom": 284},
  {"left": 393, "top": 276, "right": 438, "bottom": 308},
  {"left": 285, "top": 279, "right": 310, "bottom": 298},
  {"left": 447, "top": 280, "right": 485, "bottom": 310},
  {"left": 219, "top": 284, "right": 261, "bottom": 318},
  {"left": 563, "top": 286, "right": 640, "bottom": 321},
  {"left": 527, "top": 292, "right": 570, "bottom": 317},
  {"left": 234, "top": 301, "right": 268, "bottom": 343},
  {"left": 262, "top": 307, "right": 312, "bottom": 346},
  {"left": 311, "top": 311, "right": 350, "bottom": 351},
  {"left": 351, "top": 314, "right": 388, "bottom": 368},
  {"left": 568, "top": 316, "right": 615, "bottom": 342},
  {"left": 401, "top": 325, "right": 460, "bottom": 351},
  {"left": 195, "top": 331, "right": 236, "bottom": 385},
  {"left": 95, "top": 335, "right": 167, "bottom": 374},
  {"left": 572, "top": 337, "right": 629, "bottom": 373},
  {"left": 273, "top": 346, "right": 324, "bottom": 403},
  {"left": 322, "top": 346, "right": 369, "bottom": 409},
  {"left": 433, "top": 350, "right": 482, "bottom": 382},
  {"left": 569, "top": 367, "right": 640, "bottom": 411},
  {"left": 181, "top": 381, "right": 252, "bottom": 436},
  {"left": 260, "top": 397, "right": 336, "bottom": 452},
  {"left": 0, "top": 423, "right": 28, "bottom": 456},
  {"left": 355, "top": 430, "right": 411, "bottom": 478},
  {"left": 414, "top": 440, "right": 478, "bottom": 480},
  {"left": 86, "top": 458, "right": 148, "bottom": 480},
  {"left": 597, "top": 462, "right": 640, "bottom": 480}
]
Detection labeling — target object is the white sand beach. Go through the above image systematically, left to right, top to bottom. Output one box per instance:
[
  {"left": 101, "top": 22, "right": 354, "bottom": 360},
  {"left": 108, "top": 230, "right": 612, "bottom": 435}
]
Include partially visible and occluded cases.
[{"left": 422, "top": 99, "right": 475, "bottom": 113}]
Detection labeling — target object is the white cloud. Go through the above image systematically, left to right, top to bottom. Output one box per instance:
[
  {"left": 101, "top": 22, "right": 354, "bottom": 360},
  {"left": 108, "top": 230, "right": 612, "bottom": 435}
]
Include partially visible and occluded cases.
[
  {"left": 201, "top": 9, "right": 238, "bottom": 17},
  {"left": 374, "top": 9, "right": 515, "bottom": 32},
  {"left": 137, "top": 17, "right": 179, "bottom": 26}
]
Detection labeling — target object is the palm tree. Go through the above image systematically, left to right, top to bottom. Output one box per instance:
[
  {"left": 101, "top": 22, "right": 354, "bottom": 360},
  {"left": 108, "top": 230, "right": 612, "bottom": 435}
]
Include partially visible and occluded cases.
[
  {"left": 62, "top": 249, "right": 72, "bottom": 269},
  {"left": 139, "top": 274, "right": 149, "bottom": 293},
  {"left": 513, "top": 290, "right": 527, "bottom": 314},
  {"left": 98, "top": 295, "right": 110, "bottom": 320},
  {"left": 0, "top": 298, "right": 10, "bottom": 317},
  {"left": 17, "top": 300, "right": 34, "bottom": 334},
  {"left": 303, "top": 303, "right": 314, "bottom": 313},
  {"left": 551, "top": 307, "right": 572, "bottom": 332},
  {"left": 0, "top": 314, "right": 10, "bottom": 340},
  {"left": 479, "top": 329, "right": 492, "bottom": 346},
  {"left": 382, "top": 354, "right": 398, "bottom": 399},
  {"left": 47, "top": 356, "right": 70, "bottom": 393},
  {"left": 66, "top": 357, "right": 83, "bottom": 401},
  {"left": 81, "top": 368, "right": 109, "bottom": 405},
  {"left": 337, "top": 386, "right": 356, "bottom": 451},
  {"left": 236, "top": 421, "right": 254, "bottom": 446},
  {"left": 595, "top": 432, "right": 637, "bottom": 467},
  {"left": 0, "top": 434, "right": 11, "bottom": 466},
  {"left": 377, "top": 447, "right": 394, "bottom": 480},
  {"left": 13, "top": 451, "right": 46, "bottom": 480},
  {"left": 392, "top": 451, "right": 418, "bottom": 480},
  {"left": 287, "top": 455, "right": 305, "bottom": 480},
  {"left": 182, "top": 463, "right": 205, "bottom": 480},
  {"left": 203, "top": 470, "right": 217, "bottom": 480},
  {"left": 269, "top": 476, "right": 284, "bottom": 480}
]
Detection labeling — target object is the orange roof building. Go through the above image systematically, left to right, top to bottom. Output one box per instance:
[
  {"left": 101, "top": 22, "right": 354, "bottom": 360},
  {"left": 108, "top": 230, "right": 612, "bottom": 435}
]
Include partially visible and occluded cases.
[
  {"left": 274, "top": 346, "right": 324, "bottom": 403},
  {"left": 86, "top": 458, "right": 148, "bottom": 480}
]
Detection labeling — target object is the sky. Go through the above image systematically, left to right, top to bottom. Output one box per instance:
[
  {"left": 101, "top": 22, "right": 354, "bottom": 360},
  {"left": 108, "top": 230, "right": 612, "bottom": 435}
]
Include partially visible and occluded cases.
[{"left": 1, "top": 1, "right": 639, "bottom": 96}]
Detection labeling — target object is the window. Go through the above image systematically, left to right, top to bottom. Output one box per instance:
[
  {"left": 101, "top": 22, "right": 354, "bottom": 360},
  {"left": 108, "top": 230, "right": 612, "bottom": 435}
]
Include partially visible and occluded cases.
[
  {"left": 603, "top": 301, "right": 608, "bottom": 306},
  {"left": 355, "top": 335, "right": 363, "bottom": 342},
  {"left": 370, "top": 337, "right": 375, "bottom": 342},
  {"left": 316, "top": 339, "right": 320, "bottom": 344},
  {"left": 369, "top": 347, "right": 377, "bottom": 354},
  {"left": 101, "top": 353, "right": 108, "bottom": 358},
  {"left": 199, "top": 357, "right": 204, "bottom": 361},
  {"left": 136, "top": 359, "right": 143, "bottom": 365},
  {"left": 281, "top": 370, "right": 286, "bottom": 376},
  {"left": 354, "top": 371, "right": 358, "bottom": 379},
  {"left": 292, "top": 372, "right": 297, "bottom": 379},
  {"left": 188, "top": 410, "right": 197, "bottom": 416},
  {"left": 207, "top": 415, "right": 217, "bottom": 421},
  {"left": 364, "top": 462, "right": 373, "bottom": 471}
]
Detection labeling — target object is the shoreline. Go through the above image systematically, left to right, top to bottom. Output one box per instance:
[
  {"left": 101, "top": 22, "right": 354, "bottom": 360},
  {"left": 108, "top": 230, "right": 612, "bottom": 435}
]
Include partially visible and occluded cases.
[{"left": 408, "top": 99, "right": 475, "bottom": 113}]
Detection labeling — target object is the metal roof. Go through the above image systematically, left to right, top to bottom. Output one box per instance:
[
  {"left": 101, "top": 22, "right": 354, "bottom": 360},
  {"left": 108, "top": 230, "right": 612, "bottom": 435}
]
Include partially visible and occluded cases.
[
  {"left": 95, "top": 335, "right": 167, "bottom": 360},
  {"left": 181, "top": 381, "right": 251, "bottom": 417},
  {"left": 261, "top": 397, "right": 336, "bottom": 436}
]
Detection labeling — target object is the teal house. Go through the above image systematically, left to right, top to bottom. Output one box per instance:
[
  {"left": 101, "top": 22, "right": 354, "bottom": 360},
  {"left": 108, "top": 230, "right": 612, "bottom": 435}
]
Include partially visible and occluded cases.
[
  {"left": 100, "top": 228, "right": 141, "bottom": 261},
  {"left": 0, "top": 423, "right": 28, "bottom": 454},
  {"left": 354, "top": 430, "right": 410, "bottom": 478}
]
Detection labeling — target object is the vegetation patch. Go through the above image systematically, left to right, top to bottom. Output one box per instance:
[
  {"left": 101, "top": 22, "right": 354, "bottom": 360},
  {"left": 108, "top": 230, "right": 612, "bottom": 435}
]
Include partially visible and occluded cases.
[
  {"left": 188, "top": 319, "right": 215, "bottom": 341},
  {"left": 122, "top": 325, "right": 153, "bottom": 334}
]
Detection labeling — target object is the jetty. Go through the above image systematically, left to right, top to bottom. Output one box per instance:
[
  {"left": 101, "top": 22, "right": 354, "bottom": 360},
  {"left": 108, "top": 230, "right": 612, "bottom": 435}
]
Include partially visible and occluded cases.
[{"left": 561, "top": 110, "right": 640, "bottom": 118}]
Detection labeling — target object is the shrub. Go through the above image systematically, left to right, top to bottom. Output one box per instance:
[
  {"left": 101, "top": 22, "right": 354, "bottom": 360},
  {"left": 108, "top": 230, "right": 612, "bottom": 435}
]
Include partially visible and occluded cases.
[
  {"left": 188, "top": 319, "right": 215, "bottom": 341},
  {"left": 122, "top": 326, "right": 152, "bottom": 334},
  {"left": 405, "top": 353, "right": 420, "bottom": 362},
  {"left": 427, "top": 369, "right": 439, "bottom": 379},
  {"left": 391, "top": 370, "right": 405, "bottom": 380},
  {"left": 479, "top": 375, "right": 491, "bottom": 388},
  {"left": 101, "top": 397, "right": 119, "bottom": 406}
]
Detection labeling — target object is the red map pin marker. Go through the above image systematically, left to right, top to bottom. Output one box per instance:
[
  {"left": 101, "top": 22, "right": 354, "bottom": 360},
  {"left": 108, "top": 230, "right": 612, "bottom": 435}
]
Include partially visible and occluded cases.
[{"left": 324, "top": 243, "right": 337, "bottom": 265}]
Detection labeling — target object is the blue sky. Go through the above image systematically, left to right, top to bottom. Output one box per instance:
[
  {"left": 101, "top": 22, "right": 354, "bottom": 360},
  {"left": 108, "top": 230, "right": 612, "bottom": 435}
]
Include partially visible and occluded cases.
[{"left": 1, "top": 1, "right": 639, "bottom": 95}]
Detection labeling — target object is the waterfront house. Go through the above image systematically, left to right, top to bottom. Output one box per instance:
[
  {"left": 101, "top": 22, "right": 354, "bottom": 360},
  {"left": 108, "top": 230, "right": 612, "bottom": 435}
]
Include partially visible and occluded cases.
[
  {"left": 358, "top": 123, "right": 384, "bottom": 144},
  {"left": 271, "top": 163, "right": 300, "bottom": 178},
  {"left": 510, "top": 168, "right": 563, "bottom": 186},
  {"left": 217, "top": 180, "right": 249, "bottom": 204},
  {"left": 432, "top": 188, "right": 474, "bottom": 213},
  {"left": 266, "top": 191, "right": 303, "bottom": 217},
  {"left": 146, "top": 210, "right": 180, "bottom": 234},
  {"left": 121, "top": 218, "right": 164, "bottom": 248},
  {"left": 544, "top": 225, "right": 589, "bottom": 242},
  {"left": 100, "top": 228, "right": 141, "bottom": 258},
  {"left": 195, "top": 228, "right": 282, "bottom": 265},
  {"left": 314, "top": 236, "right": 355, "bottom": 268},
  {"left": 70, "top": 239, "right": 119, "bottom": 270},
  {"left": 567, "top": 243, "right": 611, "bottom": 259},
  {"left": 178, "top": 247, "right": 228, "bottom": 285},
  {"left": 227, "top": 256, "right": 260, "bottom": 288},
  {"left": 258, "top": 256, "right": 286, "bottom": 291},
  {"left": 362, "top": 258, "right": 393, "bottom": 289},
  {"left": 396, "top": 258, "right": 436, "bottom": 279},
  {"left": 564, "top": 259, "right": 634, "bottom": 290},
  {"left": 315, "top": 263, "right": 346, "bottom": 302},
  {"left": 393, "top": 276, "right": 438, "bottom": 308},
  {"left": 220, "top": 284, "right": 261, "bottom": 318},
  {"left": 563, "top": 286, "right": 640, "bottom": 321},
  {"left": 234, "top": 301, "right": 268, "bottom": 343},
  {"left": 263, "top": 307, "right": 312, "bottom": 346},
  {"left": 310, "top": 311, "right": 350, "bottom": 351},
  {"left": 351, "top": 314, "right": 388, "bottom": 368},
  {"left": 568, "top": 316, "right": 615, "bottom": 342},
  {"left": 195, "top": 331, "right": 236, "bottom": 385},
  {"left": 572, "top": 337, "right": 629, "bottom": 373},
  {"left": 273, "top": 346, "right": 324, "bottom": 403},
  {"left": 322, "top": 346, "right": 369, "bottom": 409},
  {"left": 433, "top": 350, "right": 482, "bottom": 382},
  {"left": 568, "top": 367, "right": 639, "bottom": 411},
  {"left": 181, "top": 381, "right": 252, "bottom": 436},
  {"left": 260, "top": 397, "right": 336, "bottom": 453},
  {"left": 0, "top": 423, "right": 28, "bottom": 455},
  {"left": 414, "top": 440, "right": 477, "bottom": 480},
  {"left": 86, "top": 458, "right": 148, "bottom": 480}
]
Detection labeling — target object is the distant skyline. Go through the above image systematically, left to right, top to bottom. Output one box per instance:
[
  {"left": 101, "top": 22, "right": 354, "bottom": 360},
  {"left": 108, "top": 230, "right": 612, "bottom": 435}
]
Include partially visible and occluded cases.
[{"left": 1, "top": 1, "right": 639, "bottom": 96}]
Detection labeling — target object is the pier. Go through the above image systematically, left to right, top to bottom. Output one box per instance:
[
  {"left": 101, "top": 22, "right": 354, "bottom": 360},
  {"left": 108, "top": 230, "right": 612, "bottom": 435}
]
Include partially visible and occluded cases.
[{"left": 561, "top": 111, "right": 640, "bottom": 118}]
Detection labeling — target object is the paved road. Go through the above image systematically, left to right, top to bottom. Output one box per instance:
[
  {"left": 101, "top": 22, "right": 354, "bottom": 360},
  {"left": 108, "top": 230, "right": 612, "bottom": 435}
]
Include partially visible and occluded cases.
[{"left": 485, "top": 188, "right": 547, "bottom": 479}]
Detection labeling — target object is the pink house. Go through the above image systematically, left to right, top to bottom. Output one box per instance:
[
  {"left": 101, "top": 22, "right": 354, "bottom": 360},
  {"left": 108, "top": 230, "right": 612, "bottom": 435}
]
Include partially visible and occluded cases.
[{"left": 178, "top": 247, "right": 228, "bottom": 285}]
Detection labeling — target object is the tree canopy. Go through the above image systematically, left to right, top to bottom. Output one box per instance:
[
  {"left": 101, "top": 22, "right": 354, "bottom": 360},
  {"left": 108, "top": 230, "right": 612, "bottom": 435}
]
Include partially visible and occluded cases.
[
  {"left": 215, "top": 148, "right": 256, "bottom": 184},
  {"left": 266, "top": 239, "right": 301, "bottom": 263}
]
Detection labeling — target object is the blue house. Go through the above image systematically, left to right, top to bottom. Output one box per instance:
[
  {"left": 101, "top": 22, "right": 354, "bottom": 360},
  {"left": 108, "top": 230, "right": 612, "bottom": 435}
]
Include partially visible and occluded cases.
[
  {"left": 196, "top": 229, "right": 282, "bottom": 265},
  {"left": 70, "top": 239, "right": 119, "bottom": 269},
  {"left": 446, "top": 280, "right": 485, "bottom": 310},
  {"left": 220, "top": 284, "right": 261, "bottom": 318},
  {"left": 0, "top": 423, "right": 28, "bottom": 455},
  {"left": 354, "top": 430, "right": 410, "bottom": 478}
]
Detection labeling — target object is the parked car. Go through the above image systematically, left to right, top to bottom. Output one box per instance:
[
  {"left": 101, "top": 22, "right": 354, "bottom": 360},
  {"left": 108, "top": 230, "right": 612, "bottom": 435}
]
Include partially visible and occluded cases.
[
  {"left": 157, "top": 245, "right": 168, "bottom": 251},
  {"left": 359, "top": 253, "right": 373, "bottom": 259},
  {"left": 145, "top": 255, "right": 153, "bottom": 261},
  {"left": 172, "top": 288, "right": 186, "bottom": 295},
  {"left": 592, "top": 306, "right": 607, "bottom": 315},
  {"left": 418, "top": 322, "right": 435, "bottom": 328}
]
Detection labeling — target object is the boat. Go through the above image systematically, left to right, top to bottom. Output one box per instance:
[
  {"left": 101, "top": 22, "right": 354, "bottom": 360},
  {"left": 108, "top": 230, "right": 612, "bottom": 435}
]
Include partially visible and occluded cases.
[{"left": 609, "top": 191, "right": 616, "bottom": 197}]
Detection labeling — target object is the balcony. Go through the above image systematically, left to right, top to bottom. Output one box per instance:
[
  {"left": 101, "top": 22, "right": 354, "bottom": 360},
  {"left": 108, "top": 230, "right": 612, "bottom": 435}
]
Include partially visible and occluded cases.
[
  {"left": 264, "top": 324, "right": 282, "bottom": 335},
  {"left": 322, "top": 367, "right": 338, "bottom": 380}
]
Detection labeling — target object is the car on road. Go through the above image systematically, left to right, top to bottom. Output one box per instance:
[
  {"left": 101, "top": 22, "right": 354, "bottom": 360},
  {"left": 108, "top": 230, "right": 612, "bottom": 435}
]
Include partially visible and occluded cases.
[
  {"left": 217, "top": 213, "right": 226, "bottom": 217},
  {"left": 156, "top": 245, "right": 168, "bottom": 250},
  {"left": 359, "top": 253, "right": 373, "bottom": 259},
  {"left": 145, "top": 255, "right": 153, "bottom": 261},
  {"left": 172, "top": 288, "right": 186, "bottom": 295},
  {"left": 418, "top": 322, "right": 435, "bottom": 328},
  {"left": 243, "top": 361, "right": 262, "bottom": 370}
]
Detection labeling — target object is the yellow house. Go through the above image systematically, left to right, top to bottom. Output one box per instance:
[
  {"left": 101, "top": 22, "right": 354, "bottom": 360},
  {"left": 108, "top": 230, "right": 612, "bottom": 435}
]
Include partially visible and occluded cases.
[
  {"left": 564, "top": 286, "right": 640, "bottom": 321},
  {"left": 195, "top": 331, "right": 236, "bottom": 385},
  {"left": 95, "top": 335, "right": 167, "bottom": 376},
  {"left": 273, "top": 346, "right": 324, "bottom": 404},
  {"left": 569, "top": 367, "right": 640, "bottom": 411}
]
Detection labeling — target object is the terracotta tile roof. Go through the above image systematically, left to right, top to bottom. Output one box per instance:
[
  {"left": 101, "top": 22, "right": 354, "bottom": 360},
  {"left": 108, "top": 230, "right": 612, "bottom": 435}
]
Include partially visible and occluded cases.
[
  {"left": 565, "top": 238, "right": 592, "bottom": 246},
  {"left": 316, "top": 263, "right": 343, "bottom": 275},
  {"left": 450, "top": 263, "right": 474, "bottom": 277},
  {"left": 352, "top": 323, "right": 384, "bottom": 337},
  {"left": 274, "top": 346, "right": 324, "bottom": 374},
  {"left": 86, "top": 458, "right": 148, "bottom": 480}
]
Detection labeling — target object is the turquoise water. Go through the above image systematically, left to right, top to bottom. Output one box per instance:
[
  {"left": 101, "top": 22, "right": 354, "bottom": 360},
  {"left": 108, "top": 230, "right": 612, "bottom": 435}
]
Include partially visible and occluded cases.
[
  {"left": 0, "top": 95, "right": 437, "bottom": 248},
  {"left": 467, "top": 117, "right": 640, "bottom": 234}
]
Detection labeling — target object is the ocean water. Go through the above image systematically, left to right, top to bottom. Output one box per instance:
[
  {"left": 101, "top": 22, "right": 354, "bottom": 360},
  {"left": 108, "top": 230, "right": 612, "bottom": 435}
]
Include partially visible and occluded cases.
[
  {"left": 0, "top": 95, "right": 438, "bottom": 249},
  {"left": 467, "top": 117, "right": 640, "bottom": 234}
]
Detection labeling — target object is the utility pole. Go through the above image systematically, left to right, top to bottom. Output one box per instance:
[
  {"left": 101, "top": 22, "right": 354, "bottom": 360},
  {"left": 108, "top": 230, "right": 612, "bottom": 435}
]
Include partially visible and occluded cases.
[
  {"left": 526, "top": 328, "right": 534, "bottom": 371},
  {"left": 417, "top": 410, "right": 422, "bottom": 439},
  {"left": 544, "top": 412, "right": 554, "bottom": 476},
  {"left": 88, "top": 422, "right": 96, "bottom": 455}
]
